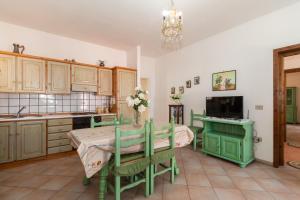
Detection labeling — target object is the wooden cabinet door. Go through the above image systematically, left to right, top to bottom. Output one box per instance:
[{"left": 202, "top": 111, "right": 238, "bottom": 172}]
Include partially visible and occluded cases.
[
  {"left": 0, "top": 55, "right": 16, "bottom": 92},
  {"left": 17, "top": 58, "right": 46, "bottom": 93},
  {"left": 47, "top": 61, "right": 70, "bottom": 94},
  {"left": 72, "top": 65, "right": 97, "bottom": 86},
  {"left": 98, "top": 69, "right": 112, "bottom": 96},
  {"left": 117, "top": 70, "right": 136, "bottom": 100},
  {"left": 118, "top": 101, "right": 134, "bottom": 120},
  {"left": 16, "top": 121, "right": 46, "bottom": 160},
  {"left": 0, "top": 123, "right": 15, "bottom": 163},
  {"left": 204, "top": 134, "right": 220, "bottom": 155},
  {"left": 221, "top": 136, "right": 241, "bottom": 161}
]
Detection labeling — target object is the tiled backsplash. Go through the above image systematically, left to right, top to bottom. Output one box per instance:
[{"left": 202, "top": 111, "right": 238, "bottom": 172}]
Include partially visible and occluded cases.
[{"left": 0, "top": 92, "right": 112, "bottom": 115}]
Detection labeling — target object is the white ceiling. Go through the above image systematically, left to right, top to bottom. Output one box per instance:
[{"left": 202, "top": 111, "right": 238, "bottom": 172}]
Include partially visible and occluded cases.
[{"left": 0, "top": 0, "right": 299, "bottom": 57}]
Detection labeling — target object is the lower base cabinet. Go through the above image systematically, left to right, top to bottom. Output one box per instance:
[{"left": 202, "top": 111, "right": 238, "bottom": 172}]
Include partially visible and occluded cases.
[
  {"left": 16, "top": 121, "right": 46, "bottom": 160},
  {"left": 0, "top": 123, "right": 16, "bottom": 163}
]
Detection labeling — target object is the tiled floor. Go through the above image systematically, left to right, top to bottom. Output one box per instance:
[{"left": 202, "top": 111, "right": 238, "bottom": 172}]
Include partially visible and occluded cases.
[{"left": 1, "top": 147, "right": 300, "bottom": 200}]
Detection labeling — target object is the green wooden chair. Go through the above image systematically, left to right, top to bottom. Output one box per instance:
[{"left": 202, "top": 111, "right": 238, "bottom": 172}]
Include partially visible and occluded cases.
[
  {"left": 189, "top": 110, "right": 204, "bottom": 151},
  {"left": 119, "top": 113, "right": 133, "bottom": 125},
  {"left": 90, "top": 115, "right": 119, "bottom": 128},
  {"left": 149, "top": 118, "right": 176, "bottom": 195},
  {"left": 108, "top": 121, "right": 150, "bottom": 200}
]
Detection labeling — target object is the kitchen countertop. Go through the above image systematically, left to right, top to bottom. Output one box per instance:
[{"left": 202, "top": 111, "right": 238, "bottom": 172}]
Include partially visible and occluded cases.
[{"left": 0, "top": 113, "right": 117, "bottom": 122}]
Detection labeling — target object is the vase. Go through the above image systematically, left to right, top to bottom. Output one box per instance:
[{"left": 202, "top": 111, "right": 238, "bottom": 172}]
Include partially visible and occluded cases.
[
  {"left": 172, "top": 99, "right": 181, "bottom": 105},
  {"left": 133, "top": 110, "right": 142, "bottom": 128}
]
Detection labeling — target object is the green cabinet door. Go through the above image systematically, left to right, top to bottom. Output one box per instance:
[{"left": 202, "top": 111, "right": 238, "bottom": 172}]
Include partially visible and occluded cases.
[
  {"left": 286, "top": 87, "right": 297, "bottom": 124},
  {"left": 16, "top": 121, "right": 46, "bottom": 160},
  {"left": 0, "top": 123, "right": 15, "bottom": 163},
  {"left": 204, "top": 134, "right": 220, "bottom": 155},
  {"left": 221, "top": 136, "right": 241, "bottom": 161}
]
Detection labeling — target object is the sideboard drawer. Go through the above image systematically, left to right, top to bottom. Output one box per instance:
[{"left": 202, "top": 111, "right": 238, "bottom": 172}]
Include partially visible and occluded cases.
[
  {"left": 101, "top": 115, "right": 116, "bottom": 122},
  {"left": 48, "top": 118, "right": 72, "bottom": 126},
  {"left": 48, "top": 125, "right": 72, "bottom": 133},
  {"left": 48, "top": 132, "right": 68, "bottom": 141},
  {"left": 48, "top": 139, "right": 70, "bottom": 148}
]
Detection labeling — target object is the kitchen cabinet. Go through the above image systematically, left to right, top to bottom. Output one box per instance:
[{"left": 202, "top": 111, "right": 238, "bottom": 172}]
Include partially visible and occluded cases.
[
  {"left": 0, "top": 55, "right": 16, "bottom": 92},
  {"left": 16, "top": 57, "right": 46, "bottom": 93},
  {"left": 47, "top": 61, "right": 71, "bottom": 94},
  {"left": 72, "top": 64, "right": 97, "bottom": 92},
  {"left": 98, "top": 68, "right": 112, "bottom": 96},
  {"left": 116, "top": 69, "right": 136, "bottom": 101},
  {"left": 117, "top": 101, "right": 134, "bottom": 120},
  {"left": 47, "top": 118, "right": 72, "bottom": 154},
  {"left": 16, "top": 120, "right": 46, "bottom": 160},
  {"left": 0, "top": 123, "right": 16, "bottom": 163}
]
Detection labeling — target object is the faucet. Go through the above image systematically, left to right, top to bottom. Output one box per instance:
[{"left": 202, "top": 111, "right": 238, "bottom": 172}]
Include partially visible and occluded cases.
[{"left": 16, "top": 106, "right": 26, "bottom": 118}]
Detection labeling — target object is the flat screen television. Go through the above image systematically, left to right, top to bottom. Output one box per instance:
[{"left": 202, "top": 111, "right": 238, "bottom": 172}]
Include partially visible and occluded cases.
[{"left": 206, "top": 96, "right": 243, "bottom": 119}]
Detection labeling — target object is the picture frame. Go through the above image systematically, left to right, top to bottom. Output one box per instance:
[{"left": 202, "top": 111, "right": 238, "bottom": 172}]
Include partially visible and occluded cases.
[
  {"left": 212, "top": 70, "right": 236, "bottom": 91},
  {"left": 194, "top": 76, "right": 200, "bottom": 85},
  {"left": 186, "top": 80, "right": 191, "bottom": 88},
  {"left": 179, "top": 86, "right": 184, "bottom": 94},
  {"left": 171, "top": 87, "right": 176, "bottom": 94}
]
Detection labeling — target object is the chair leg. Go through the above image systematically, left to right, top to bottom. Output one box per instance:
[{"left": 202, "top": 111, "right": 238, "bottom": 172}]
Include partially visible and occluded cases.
[
  {"left": 193, "top": 132, "right": 197, "bottom": 151},
  {"left": 170, "top": 157, "right": 175, "bottom": 184},
  {"left": 98, "top": 164, "right": 109, "bottom": 200},
  {"left": 150, "top": 164, "right": 155, "bottom": 195},
  {"left": 145, "top": 166, "right": 150, "bottom": 197},
  {"left": 82, "top": 176, "right": 91, "bottom": 186},
  {"left": 115, "top": 176, "right": 121, "bottom": 200}
]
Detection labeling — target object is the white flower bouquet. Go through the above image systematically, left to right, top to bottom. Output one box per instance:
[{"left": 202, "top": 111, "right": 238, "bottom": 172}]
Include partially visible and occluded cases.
[
  {"left": 126, "top": 87, "right": 150, "bottom": 113},
  {"left": 170, "top": 93, "right": 182, "bottom": 104}
]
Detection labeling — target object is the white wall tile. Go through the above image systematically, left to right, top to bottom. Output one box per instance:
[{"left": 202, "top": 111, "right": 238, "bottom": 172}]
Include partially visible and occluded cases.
[
  {"left": 0, "top": 93, "right": 8, "bottom": 98},
  {"left": 9, "top": 94, "right": 19, "bottom": 98},
  {"left": 20, "top": 94, "right": 29, "bottom": 98},
  {"left": 30, "top": 94, "right": 38, "bottom": 99},
  {"left": 55, "top": 95, "right": 63, "bottom": 100},
  {"left": 39, "top": 98, "right": 47, "bottom": 106},
  {"left": 0, "top": 99, "right": 8, "bottom": 106},
  {"left": 10, "top": 99, "right": 19, "bottom": 106},
  {"left": 20, "top": 99, "right": 29, "bottom": 106},
  {"left": 30, "top": 99, "right": 38, "bottom": 106},
  {"left": 47, "top": 99, "right": 55, "bottom": 106},
  {"left": 56, "top": 99, "right": 63, "bottom": 106},
  {"left": 63, "top": 99, "right": 70, "bottom": 105},
  {"left": 71, "top": 99, "right": 77, "bottom": 105},
  {"left": 56, "top": 105, "right": 62, "bottom": 112},
  {"left": 63, "top": 105, "right": 70, "bottom": 112},
  {"left": 9, "top": 106, "right": 19, "bottom": 114},
  {"left": 30, "top": 106, "right": 38, "bottom": 113},
  {"left": 39, "top": 106, "right": 47, "bottom": 113},
  {"left": 47, "top": 106, "right": 55, "bottom": 113},
  {"left": 71, "top": 106, "right": 77, "bottom": 112},
  {"left": 0, "top": 107, "right": 8, "bottom": 114}
]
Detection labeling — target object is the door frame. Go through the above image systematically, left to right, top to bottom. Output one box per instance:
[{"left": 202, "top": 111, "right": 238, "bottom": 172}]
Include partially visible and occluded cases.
[{"left": 273, "top": 43, "right": 300, "bottom": 167}]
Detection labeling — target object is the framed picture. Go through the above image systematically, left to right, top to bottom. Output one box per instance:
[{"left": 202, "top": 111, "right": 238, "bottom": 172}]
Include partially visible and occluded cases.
[
  {"left": 212, "top": 70, "right": 236, "bottom": 91},
  {"left": 194, "top": 76, "right": 200, "bottom": 85},
  {"left": 186, "top": 80, "right": 191, "bottom": 88},
  {"left": 179, "top": 86, "right": 184, "bottom": 94},
  {"left": 171, "top": 87, "right": 175, "bottom": 94}
]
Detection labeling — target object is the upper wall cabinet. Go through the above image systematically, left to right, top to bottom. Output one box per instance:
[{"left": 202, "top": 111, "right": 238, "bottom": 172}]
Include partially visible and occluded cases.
[
  {"left": 0, "top": 55, "right": 16, "bottom": 92},
  {"left": 16, "top": 57, "right": 46, "bottom": 93},
  {"left": 47, "top": 61, "right": 71, "bottom": 94},
  {"left": 71, "top": 64, "right": 97, "bottom": 92},
  {"left": 98, "top": 68, "right": 112, "bottom": 96},
  {"left": 116, "top": 69, "right": 136, "bottom": 100}
]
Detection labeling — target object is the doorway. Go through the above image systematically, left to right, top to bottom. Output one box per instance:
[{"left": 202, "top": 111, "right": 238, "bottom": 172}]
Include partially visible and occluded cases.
[{"left": 273, "top": 44, "right": 300, "bottom": 167}]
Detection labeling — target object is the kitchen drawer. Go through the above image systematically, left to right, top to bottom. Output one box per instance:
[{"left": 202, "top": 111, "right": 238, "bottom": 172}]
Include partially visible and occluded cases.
[
  {"left": 72, "top": 84, "right": 97, "bottom": 92},
  {"left": 101, "top": 115, "right": 116, "bottom": 121},
  {"left": 48, "top": 118, "right": 72, "bottom": 126},
  {"left": 48, "top": 125, "right": 72, "bottom": 133},
  {"left": 48, "top": 132, "right": 68, "bottom": 141},
  {"left": 48, "top": 139, "right": 70, "bottom": 147},
  {"left": 48, "top": 145, "right": 72, "bottom": 154}
]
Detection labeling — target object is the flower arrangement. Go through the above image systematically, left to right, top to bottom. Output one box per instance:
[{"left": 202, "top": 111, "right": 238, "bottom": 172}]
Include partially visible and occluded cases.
[
  {"left": 126, "top": 87, "right": 150, "bottom": 126},
  {"left": 170, "top": 93, "right": 182, "bottom": 104}
]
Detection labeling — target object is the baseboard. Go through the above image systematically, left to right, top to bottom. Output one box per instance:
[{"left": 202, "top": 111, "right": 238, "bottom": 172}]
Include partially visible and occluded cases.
[{"left": 255, "top": 158, "right": 273, "bottom": 166}]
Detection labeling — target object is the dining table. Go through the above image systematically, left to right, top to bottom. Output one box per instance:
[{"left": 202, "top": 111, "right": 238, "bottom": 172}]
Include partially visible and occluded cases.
[{"left": 67, "top": 124, "right": 194, "bottom": 199}]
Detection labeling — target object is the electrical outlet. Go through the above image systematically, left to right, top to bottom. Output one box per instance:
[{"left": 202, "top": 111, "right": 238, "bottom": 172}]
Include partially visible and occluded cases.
[
  {"left": 255, "top": 105, "right": 264, "bottom": 110},
  {"left": 253, "top": 136, "right": 262, "bottom": 143}
]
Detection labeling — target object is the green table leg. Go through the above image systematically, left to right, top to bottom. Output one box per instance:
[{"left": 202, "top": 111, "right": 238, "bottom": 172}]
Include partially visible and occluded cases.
[
  {"left": 174, "top": 159, "right": 180, "bottom": 176},
  {"left": 99, "top": 164, "right": 109, "bottom": 200},
  {"left": 82, "top": 176, "right": 91, "bottom": 186}
]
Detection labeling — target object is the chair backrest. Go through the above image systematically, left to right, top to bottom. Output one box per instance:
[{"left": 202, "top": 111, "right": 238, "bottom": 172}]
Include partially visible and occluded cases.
[
  {"left": 190, "top": 109, "right": 205, "bottom": 127},
  {"left": 119, "top": 113, "right": 133, "bottom": 125},
  {"left": 90, "top": 116, "right": 119, "bottom": 128},
  {"left": 149, "top": 118, "right": 175, "bottom": 155},
  {"left": 114, "top": 121, "right": 150, "bottom": 167}
]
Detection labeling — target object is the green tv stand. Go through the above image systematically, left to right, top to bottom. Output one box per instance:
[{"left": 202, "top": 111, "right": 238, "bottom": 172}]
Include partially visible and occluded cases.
[{"left": 201, "top": 117, "right": 254, "bottom": 168}]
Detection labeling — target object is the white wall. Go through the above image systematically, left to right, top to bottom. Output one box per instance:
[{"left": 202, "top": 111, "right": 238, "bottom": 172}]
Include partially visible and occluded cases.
[
  {"left": 155, "top": 2, "right": 300, "bottom": 163},
  {"left": 0, "top": 21, "right": 127, "bottom": 66}
]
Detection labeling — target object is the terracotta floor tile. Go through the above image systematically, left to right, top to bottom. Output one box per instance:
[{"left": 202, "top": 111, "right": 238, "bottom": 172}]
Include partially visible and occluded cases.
[
  {"left": 204, "top": 166, "right": 227, "bottom": 176},
  {"left": 225, "top": 168, "right": 250, "bottom": 178},
  {"left": 245, "top": 168, "right": 272, "bottom": 179},
  {"left": 186, "top": 172, "right": 211, "bottom": 187},
  {"left": 0, "top": 174, "right": 32, "bottom": 187},
  {"left": 18, "top": 175, "right": 51, "bottom": 188},
  {"left": 208, "top": 175, "right": 236, "bottom": 189},
  {"left": 39, "top": 176, "right": 74, "bottom": 191},
  {"left": 61, "top": 176, "right": 88, "bottom": 192},
  {"left": 231, "top": 177, "right": 264, "bottom": 191},
  {"left": 255, "top": 178, "right": 290, "bottom": 193},
  {"left": 280, "top": 179, "right": 300, "bottom": 194},
  {"left": 164, "top": 184, "right": 190, "bottom": 200},
  {"left": 0, "top": 186, "right": 13, "bottom": 194},
  {"left": 188, "top": 186, "right": 218, "bottom": 200},
  {"left": 0, "top": 187, "right": 33, "bottom": 200},
  {"left": 214, "top": 188, "right": 246, "bottom": 200},
  {"left": 21, "top": 189, "right": 56, "bottom": 200},
  {"left": 50, "top": 190, "right": 82, "bottom": 200},
  {"left": 241, "top": 190, "right": 274, "bottom": 200},
  {"left": 270, "top": 192, "right": 300, "bottom": 200}
]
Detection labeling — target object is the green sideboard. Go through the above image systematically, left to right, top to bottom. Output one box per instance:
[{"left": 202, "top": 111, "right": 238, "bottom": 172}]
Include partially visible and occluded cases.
[
  {"left": 286, "top": 87, "right": 297, "bottom": 124},
  {"left": 201, "top": 117, "right": 254, "bottom": 168}
]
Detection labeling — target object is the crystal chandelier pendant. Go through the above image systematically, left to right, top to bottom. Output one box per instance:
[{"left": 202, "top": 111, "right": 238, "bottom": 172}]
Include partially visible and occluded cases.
[{"left": 161, "top": 0, "right": 183, "bottom": 49}]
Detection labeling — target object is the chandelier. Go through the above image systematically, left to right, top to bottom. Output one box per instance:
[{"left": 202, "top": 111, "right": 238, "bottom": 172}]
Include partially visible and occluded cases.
[{"left": 161, "top": 0, "right": 183, "bottom": 48}]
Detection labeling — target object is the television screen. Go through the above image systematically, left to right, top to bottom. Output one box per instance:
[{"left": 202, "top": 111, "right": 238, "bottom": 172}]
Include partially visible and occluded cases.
[{"left": 206, "top": 96, "right": 243, "bottom": 119}]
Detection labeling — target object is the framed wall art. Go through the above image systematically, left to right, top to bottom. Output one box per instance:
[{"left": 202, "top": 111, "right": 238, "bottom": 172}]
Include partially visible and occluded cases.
[
  {"left": 212, "top": 70, "right": 236, "bottom": 91},
  {"left": 194, "top": 76, "right": 200, "bottom": 85},
  {"left": 186, "top": 80, "right": 191, "bottom": 88},
  {"left": 171, "top": 87, "right": 176, "bottom": 94}
]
